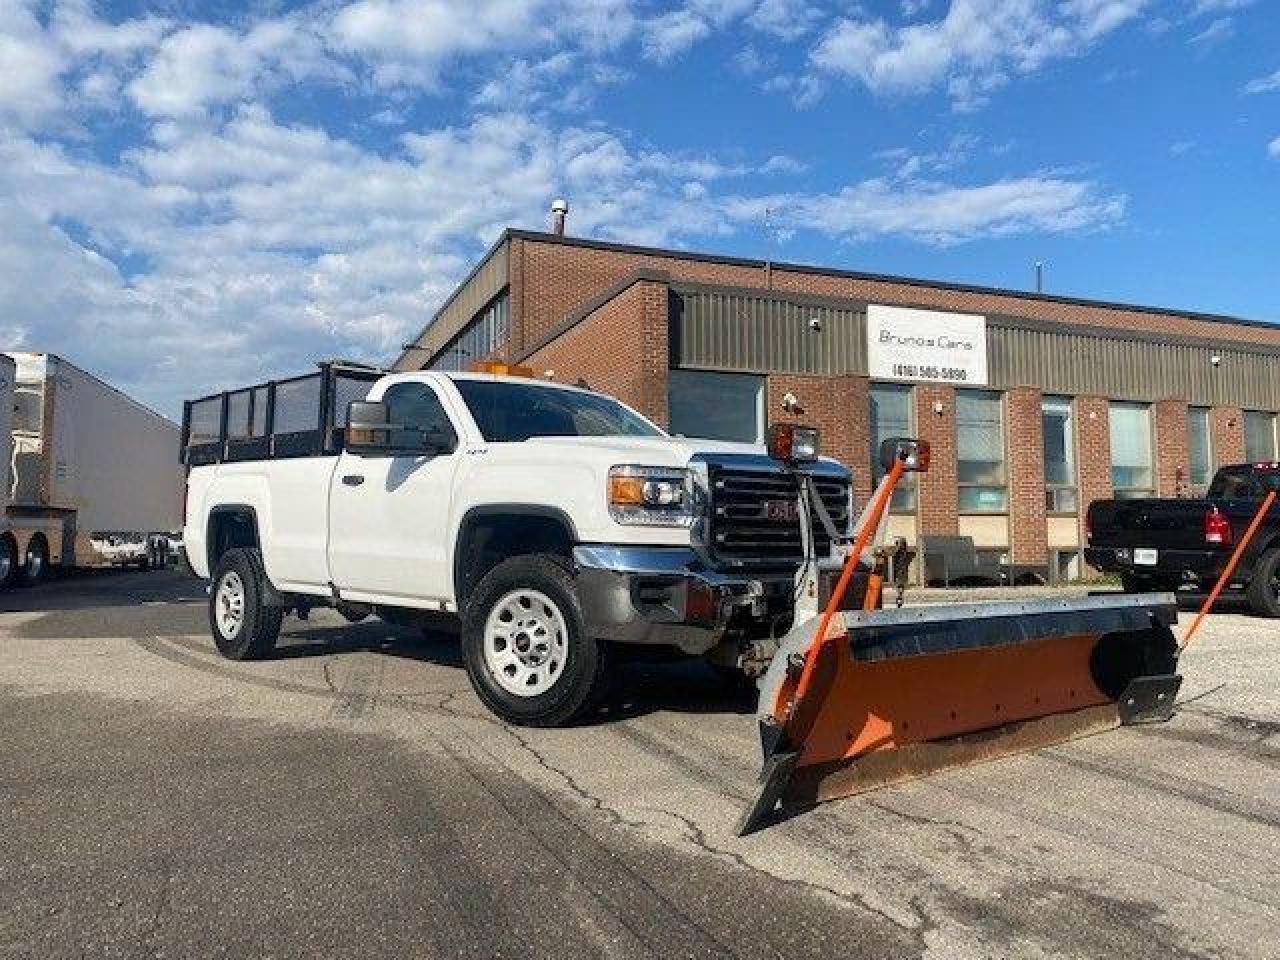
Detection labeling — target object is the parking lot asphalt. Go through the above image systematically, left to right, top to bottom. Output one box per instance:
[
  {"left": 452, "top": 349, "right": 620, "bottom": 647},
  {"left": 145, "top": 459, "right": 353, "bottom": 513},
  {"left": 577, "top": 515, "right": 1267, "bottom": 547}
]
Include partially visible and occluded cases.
[{"left": 2, "top": 570, "right": 1278, "bottom": 959}]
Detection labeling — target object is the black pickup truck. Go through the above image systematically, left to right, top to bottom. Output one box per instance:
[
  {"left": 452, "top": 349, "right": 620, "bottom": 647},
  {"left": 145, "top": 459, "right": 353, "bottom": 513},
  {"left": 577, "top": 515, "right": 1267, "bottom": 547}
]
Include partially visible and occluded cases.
[{"left": 1086, "top": 463, "right": 1280, "bottom": 617}]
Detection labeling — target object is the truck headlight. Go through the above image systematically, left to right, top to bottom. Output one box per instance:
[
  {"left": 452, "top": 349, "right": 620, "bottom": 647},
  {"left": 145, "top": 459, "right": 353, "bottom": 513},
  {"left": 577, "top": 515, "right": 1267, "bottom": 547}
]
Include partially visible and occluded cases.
[{"left": 608, "top": 466, "right": 694, "bottom": 527}]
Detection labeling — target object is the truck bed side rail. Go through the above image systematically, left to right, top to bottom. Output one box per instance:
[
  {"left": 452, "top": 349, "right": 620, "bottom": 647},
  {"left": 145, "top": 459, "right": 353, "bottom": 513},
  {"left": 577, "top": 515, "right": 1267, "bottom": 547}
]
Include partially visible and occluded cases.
[{"left": 182, "top": 361, "right": 384, "bottom": 466}]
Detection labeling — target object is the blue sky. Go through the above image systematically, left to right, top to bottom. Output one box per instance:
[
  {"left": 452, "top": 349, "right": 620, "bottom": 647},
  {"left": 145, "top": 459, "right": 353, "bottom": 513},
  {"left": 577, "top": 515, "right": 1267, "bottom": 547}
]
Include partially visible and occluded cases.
[{"left": 1, "top": 0, "right": 1277, "bottom": 416}]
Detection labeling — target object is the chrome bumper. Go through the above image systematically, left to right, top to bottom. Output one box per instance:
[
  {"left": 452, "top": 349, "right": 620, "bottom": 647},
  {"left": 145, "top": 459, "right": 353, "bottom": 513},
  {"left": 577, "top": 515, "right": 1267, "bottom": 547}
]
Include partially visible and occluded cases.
[{"left": 573, "top": 545, "right": 797, "bottom": 655}]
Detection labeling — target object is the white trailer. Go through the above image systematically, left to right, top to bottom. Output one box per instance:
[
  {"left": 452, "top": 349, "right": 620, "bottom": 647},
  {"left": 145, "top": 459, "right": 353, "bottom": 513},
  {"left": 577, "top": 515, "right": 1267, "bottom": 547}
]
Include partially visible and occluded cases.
[{"left": 3, "top": 352, "right": 183, "bottom": 585}]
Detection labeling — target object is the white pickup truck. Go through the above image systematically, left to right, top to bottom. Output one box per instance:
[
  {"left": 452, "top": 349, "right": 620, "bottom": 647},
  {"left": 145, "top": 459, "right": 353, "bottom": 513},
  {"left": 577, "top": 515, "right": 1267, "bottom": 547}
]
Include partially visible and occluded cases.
[{"left": 183, "top": 362, "right": 852, "bottom": 726}]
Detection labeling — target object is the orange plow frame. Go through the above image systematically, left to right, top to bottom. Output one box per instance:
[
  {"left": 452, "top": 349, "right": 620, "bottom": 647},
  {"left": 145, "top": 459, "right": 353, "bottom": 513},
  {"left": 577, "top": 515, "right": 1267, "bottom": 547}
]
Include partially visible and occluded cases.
[{"left": 736, "top": 440, "right": 1183, "bottom": 835}]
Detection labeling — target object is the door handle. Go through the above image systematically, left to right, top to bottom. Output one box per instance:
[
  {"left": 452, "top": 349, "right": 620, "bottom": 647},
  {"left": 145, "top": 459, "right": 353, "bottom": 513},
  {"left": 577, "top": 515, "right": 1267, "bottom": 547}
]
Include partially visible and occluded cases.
[{"left": 341, "top": 474, "right": 365, "bottom": 486}]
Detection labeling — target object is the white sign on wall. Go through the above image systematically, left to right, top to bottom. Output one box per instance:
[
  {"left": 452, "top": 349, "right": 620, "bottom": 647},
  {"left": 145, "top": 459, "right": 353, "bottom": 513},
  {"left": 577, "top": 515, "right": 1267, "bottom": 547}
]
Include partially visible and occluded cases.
[{"left": 866, "top": 304, "right": 989, "bottom": 386}]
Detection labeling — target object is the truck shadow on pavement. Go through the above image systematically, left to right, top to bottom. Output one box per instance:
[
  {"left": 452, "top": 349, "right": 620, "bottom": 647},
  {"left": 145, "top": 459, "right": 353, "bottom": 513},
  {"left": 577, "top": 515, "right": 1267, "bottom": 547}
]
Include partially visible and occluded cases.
[
  {"left": 0, "top": 568, "right": 205, "bottom": 614},
  {"left": 270, "top": 618, "right": 755, "bottom": 721}
]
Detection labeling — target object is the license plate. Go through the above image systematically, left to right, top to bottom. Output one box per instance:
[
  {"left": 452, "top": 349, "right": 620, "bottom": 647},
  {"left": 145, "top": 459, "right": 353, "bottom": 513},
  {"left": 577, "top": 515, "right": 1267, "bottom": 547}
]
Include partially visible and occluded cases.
[{"left": 1134, "top": 548, "right": 1159, "bottom": 566}]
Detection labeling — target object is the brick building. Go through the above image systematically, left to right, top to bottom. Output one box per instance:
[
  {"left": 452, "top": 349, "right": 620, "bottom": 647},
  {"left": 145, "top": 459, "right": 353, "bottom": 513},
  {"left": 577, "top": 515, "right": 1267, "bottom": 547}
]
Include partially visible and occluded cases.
[{"left": 395, "top": 225, "right": 1280, "bottom": 581}]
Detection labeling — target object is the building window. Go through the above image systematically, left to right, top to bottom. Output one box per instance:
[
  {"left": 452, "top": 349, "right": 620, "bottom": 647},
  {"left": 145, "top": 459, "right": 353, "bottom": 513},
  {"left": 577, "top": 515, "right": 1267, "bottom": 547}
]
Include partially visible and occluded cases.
[
  {"left": 429, "top": 291, "right": 511, "bottom": 372},
  {"left": 667, "top": 370, "right": 765, "bottom": 443},
  {"left": 869, "top": 384, "right": 916, "bottom": 511},
  {"left": 956, "top": 390, "right": 1007, "bottom": 513},
  {"left": 1042, "top": 396, "right": 1077, "bottom": 513},
  {"left": 1109, "top": 402, "right": 1154, "bottom": 499},
  {"left": 1188, "top": 407, "right": 1213, "bottom": 490},
  {"left": 1244, "top": 411, "right": 1277, "bottom": 463}
]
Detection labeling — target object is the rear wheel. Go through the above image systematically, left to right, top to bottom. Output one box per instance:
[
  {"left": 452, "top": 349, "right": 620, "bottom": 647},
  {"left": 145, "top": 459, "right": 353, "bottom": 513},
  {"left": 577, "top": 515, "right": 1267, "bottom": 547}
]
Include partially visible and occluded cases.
[
  {"left": 0, "top": 534, "right": 17, "bottom": 588},
  {"left": 19, "top": 535, "right": 50, "bottom": 587},
  {"left": 209, "top": 548, "right": 282, "bottom": 660},
  {"left": 1245, "top": 548, "right": 1280, "bottom": 618},
  {"left": 462, "top": 554, "right": 610, "bottom": 727}
]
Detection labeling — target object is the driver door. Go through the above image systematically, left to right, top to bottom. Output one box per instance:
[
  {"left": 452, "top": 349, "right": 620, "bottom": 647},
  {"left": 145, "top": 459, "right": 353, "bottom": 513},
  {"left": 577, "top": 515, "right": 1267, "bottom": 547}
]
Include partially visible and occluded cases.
[{"left": 327, "top": 381, "right": 460, "bottom": 604}]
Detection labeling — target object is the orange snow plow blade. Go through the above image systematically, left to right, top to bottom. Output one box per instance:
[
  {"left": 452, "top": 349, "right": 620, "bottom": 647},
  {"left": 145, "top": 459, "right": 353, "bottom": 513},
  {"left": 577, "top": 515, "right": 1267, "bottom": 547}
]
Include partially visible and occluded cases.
[
  {"left": 736, "top": 436, "right": 1182, "bottom": 835},
  {"left": 737, "top": 597, "right": 1182, "bottom": 834}
]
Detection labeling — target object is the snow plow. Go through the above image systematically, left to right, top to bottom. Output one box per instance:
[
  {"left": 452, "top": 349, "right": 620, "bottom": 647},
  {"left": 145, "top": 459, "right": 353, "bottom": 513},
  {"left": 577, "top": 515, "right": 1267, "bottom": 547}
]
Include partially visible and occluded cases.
[{"left": 737, "top": 434, "right": 1183, "bottom": 835}]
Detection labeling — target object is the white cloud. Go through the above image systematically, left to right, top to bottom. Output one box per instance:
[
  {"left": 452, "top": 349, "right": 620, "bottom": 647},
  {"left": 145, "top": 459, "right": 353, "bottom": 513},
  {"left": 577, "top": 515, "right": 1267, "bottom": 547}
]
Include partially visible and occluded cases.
[
  {"left": 0, "top": 0, "right": 1143, "bottom": 417},
  {"left": 0, "top": 0, "right": 172, "bottom": 130},
  {"left": 332, "top": 0, "right": 632, "bottom": 85},
  {"left": 641, "top": 0, "right": 819, "bottom": 62},
  {"left": 747, "top": 0, "right": 823, "bottom": 40},
  {"left": 810, "top": 0, "right": 1149, "bottom": 109},
  {"left": 1190, "top": 0, "right": 1255, "bottom": 13},
  {"left": 0, "top": 2, "right": 66, "bottom": 127},
  {"left": 642, "top": 10, "right": 711, "bottom": 62},
  {"left": 1189, "top": 16, "right": 1233, "bottom": 47},
  {"left": 127, "top": 17, "right": 341, "bottom": 118},
  {"left": 1245, "top": 68, "right": 1280, "bottom": 93},
  {"left": 1269, "top": 136, "right": 1280, "bottom": 159},
  {"left": 1170, "top": 140, "right": 1195, "bottom": 155},
  {"left": 727, "top": 174, "right": 1126, "bottom": 245}
]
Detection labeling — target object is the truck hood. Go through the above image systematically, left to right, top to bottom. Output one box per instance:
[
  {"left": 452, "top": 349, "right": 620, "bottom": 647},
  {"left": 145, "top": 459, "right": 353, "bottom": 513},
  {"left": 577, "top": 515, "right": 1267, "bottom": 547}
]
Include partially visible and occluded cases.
[{"left": 521, "top": 435, "right": 848, "bottom": 473}]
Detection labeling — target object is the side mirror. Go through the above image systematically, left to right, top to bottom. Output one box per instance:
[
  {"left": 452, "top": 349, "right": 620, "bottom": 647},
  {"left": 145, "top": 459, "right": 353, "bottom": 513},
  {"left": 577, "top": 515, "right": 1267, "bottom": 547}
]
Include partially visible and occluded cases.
[
  {"left": 344, "top": 400, "right": 457, "bottom": 456},
  {"left": 345, "top": 401, "right": 392, "bottom": 455},
  {"left": 879, "top": 437, "right": 931, "bottom": 473}
]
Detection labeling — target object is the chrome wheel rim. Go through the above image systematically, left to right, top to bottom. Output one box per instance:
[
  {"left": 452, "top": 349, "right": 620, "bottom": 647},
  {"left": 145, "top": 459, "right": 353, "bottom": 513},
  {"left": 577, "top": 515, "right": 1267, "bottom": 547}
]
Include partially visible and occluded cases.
[
  {"left": 26, "top": 547, "right": 44, "bottom": 580},
  {"left": 216, "top": 572, "right": 246, "bottom": 639},
  {"left": 483, "top": 589, "right": 569, "bottom": 697}
]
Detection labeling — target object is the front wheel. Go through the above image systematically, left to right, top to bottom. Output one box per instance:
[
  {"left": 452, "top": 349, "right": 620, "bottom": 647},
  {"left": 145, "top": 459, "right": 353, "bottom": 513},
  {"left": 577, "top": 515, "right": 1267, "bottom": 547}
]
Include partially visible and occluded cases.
[
  {"left": 19, "top": 535, "right": 49, "bottom": 587},
  {"left": 209, "top": 548, "right": 282, "bottom": 660},
  {"left": 1245, "top": 548, "right": 1280, "bottom": 618},
  {"left": 461, "top": 554, "right": 611, "bottom": 727}
]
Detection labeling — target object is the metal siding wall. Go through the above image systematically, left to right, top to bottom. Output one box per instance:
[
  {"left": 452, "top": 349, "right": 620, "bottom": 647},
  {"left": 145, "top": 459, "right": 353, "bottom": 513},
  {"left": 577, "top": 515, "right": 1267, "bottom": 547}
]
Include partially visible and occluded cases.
[
  {"left": 397, "top": 241, "right": 510, "bottom": 369},
  {"left": 673, "top": 289, "right": 1279, "bottom": 409},
  {"left": 676, "top": 290, "right": 864, "bottom": 374},
  {"left": 988, "top": 325, "right": 1280, "bottom": 407}
]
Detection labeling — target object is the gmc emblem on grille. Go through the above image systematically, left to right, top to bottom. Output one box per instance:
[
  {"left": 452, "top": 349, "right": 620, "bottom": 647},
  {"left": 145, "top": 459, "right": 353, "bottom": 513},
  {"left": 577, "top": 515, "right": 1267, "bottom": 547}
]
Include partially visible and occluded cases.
[{"left": 764, "top": 499, "right": 799, "bottom": 523}]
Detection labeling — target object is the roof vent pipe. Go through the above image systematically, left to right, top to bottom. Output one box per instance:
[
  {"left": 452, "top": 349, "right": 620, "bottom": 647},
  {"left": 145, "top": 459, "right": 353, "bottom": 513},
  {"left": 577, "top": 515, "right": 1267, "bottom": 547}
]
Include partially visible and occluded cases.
[{"left": 551, "top": 198, "right": 569, "bottom": 236}]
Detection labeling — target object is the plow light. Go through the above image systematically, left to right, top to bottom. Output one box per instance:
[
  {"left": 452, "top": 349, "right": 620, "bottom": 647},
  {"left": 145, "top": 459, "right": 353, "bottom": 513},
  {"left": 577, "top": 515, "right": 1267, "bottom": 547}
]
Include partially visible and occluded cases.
[
  {"left": 767, "top": 424, "right": 820, "bottom": 464},
  {"left": 880, "top": 438, "right": 930, "bottom": 473}
]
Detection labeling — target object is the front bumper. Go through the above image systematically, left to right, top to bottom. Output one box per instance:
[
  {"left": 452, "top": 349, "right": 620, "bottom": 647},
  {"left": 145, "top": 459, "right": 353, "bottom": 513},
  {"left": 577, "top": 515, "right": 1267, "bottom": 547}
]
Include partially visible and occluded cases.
[{"left": 573, "top": 545, "right": 797, "bottom": 655}]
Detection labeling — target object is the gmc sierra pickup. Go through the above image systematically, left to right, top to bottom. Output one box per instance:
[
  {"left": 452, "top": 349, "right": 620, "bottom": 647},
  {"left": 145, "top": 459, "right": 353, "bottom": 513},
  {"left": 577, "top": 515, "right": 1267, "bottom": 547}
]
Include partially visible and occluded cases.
[
  {"left": 182, "top": 362, "right": 852, "bottom": 726},
  {"left": 1085, "top": 463, "right": 1280, "bottom": 616}
]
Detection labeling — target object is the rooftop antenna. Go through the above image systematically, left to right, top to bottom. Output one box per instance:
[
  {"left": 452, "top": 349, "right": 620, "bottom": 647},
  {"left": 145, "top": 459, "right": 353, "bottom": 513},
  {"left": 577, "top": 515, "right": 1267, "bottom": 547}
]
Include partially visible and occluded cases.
[
  {"left": 764, "top": 205, "right": 779, "bottom": 290},
  {"left": 1035, "top": 260, "right": 1045, "bottom": 294}
]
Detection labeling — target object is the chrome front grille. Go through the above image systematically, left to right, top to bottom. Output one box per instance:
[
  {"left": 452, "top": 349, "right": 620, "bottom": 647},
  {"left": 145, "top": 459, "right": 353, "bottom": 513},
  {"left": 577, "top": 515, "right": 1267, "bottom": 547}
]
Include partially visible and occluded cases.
[{"left": 706, "top": 463, "right": 850, "bottom": 569}]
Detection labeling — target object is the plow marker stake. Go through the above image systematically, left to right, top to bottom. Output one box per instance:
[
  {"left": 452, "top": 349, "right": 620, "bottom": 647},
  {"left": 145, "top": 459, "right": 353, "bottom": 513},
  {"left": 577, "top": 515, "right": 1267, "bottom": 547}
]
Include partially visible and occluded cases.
[{"left": 1182, "top": 490, "right": 1277, "bottom": 650}]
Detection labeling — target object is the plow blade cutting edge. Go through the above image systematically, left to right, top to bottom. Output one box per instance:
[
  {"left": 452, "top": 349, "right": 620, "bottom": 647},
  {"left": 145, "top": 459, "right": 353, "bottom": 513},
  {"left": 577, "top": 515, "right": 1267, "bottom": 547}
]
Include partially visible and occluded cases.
[{"left": 737, "top": 595, "right": 1182, "bottom": 836}]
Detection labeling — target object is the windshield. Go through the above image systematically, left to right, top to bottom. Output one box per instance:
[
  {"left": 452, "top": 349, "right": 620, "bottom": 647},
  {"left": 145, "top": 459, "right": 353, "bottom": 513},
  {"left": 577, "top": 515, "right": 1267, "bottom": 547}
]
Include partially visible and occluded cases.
[{"left": 454, "top": 379, "right": 664, "bottom": 442}]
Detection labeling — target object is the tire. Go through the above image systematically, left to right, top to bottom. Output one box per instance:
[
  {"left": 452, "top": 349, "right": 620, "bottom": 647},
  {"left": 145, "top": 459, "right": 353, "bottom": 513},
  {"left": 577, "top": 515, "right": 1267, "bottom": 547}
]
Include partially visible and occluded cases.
[
  {"left": 0, "top": 534, "right": 18, "bottom": 588},
  {"left": 19, "top": 535, "right": 50, "bottom": 587},
  {"left": 209, "top": 548, "right": 283, "bottom": 660},
  {"left": 1246, "top": 548, "right": 1280, "bottom": 618},
  {"left": 137, "top": 554, "right": 152, "bottom": 572},
  {"left": 461, "top": 554, "right": 610, "bottom": 727}
]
